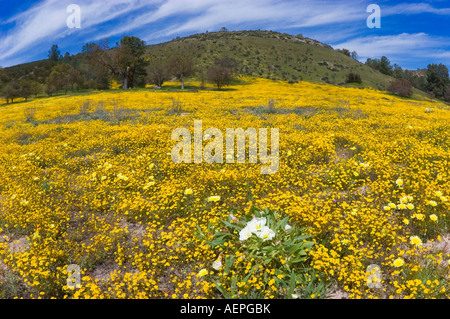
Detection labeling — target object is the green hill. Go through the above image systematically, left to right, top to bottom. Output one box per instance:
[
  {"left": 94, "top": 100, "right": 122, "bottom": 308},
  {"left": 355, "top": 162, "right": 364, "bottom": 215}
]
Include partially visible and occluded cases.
[{"left": 145, "top": 30, "right": 395, "bottom": 90}]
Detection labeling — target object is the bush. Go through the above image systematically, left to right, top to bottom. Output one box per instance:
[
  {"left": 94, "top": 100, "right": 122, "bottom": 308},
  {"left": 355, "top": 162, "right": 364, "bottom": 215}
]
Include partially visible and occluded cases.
[
  {"left": 346, "top": 73, "right": 362, "bottom": 84},
  {"left": 387, "top": 78, "right": 413, "bottom": 97}
]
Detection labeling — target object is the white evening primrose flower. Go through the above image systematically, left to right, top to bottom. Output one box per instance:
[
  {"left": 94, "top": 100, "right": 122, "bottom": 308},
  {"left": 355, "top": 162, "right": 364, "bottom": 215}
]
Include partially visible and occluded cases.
[
  {"left": 247, "top": 217, "right": 267, "bottom": 233},
  {"left": 285, "top": 224, "right": 292, "bottom": 231},
  {"left": 239, "top": 226, "right": 253, "bottom": 241},
  {"left": 258, "top": 226, "right": 275, "bottom": 241},
  {"left": 212, "top": 255, "right": 222, "bottom": 270}
]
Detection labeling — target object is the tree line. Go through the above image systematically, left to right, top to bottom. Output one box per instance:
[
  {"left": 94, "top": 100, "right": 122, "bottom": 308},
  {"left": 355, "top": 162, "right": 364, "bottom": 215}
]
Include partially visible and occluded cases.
[
  {"left": 0, "top": 36, "right": 237, "bottom": 104},
  {"left": 365, "top": 55, "right": 450, "bottom": 100}
]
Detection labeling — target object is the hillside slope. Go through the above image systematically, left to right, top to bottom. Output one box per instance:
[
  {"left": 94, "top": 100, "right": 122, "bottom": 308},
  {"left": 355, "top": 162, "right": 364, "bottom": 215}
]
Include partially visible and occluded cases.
[{"left": 146, "top": 30, "right": 394, "bottom": 90}]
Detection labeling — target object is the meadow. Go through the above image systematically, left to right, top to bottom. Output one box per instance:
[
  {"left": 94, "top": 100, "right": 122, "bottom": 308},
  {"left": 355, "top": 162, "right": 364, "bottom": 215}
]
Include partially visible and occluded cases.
[{"left": 0, "top": 77, "right": 449, "bottom": 299}]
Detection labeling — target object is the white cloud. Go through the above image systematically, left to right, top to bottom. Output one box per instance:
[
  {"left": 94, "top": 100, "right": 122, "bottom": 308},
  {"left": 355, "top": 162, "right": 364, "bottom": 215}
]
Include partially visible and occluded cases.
[
  {"left": 383, "top": 2, "right": 450, "bottom": 16},
  {"left": 334, "top": 33, "right": 450, "bottom": 66}
]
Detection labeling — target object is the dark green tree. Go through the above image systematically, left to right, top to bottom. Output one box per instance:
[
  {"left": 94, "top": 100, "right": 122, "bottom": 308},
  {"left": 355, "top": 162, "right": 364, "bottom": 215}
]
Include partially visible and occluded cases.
[
  {"left": 48, "top": 44, "right": 62, "bottom": 61},
  {"left": 426, "top": 63, "right": 450, "bottom": 99},
  {"left": 18, "top": 78, "right": 32, "bottom": 101},
  {"left": 2, "top": 81, "right": 20, "bottom": 103}
]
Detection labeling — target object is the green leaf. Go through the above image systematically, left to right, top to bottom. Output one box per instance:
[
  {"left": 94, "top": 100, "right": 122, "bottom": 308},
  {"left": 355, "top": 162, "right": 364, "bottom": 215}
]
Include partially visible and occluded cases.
[
  {"left": 275, "top": 216, "right": 290, "bottom": 232},
  {"left": 222, "top": 220, "right": 242, "bottom": 231},
  {"left": 196, "top": 224, "right": 205, "bottom": 238},
  {"left": 294, "top": 234, "right": 312, "bottom": 241},
  {"left": 224, "top": 255, "right": 235, "bottom": 275},
  {"left": 290, "top": 256, "right": 307, "bottom": 263},
  {"left": 213, "top": 280, "right": 231, "bottom": 299}
]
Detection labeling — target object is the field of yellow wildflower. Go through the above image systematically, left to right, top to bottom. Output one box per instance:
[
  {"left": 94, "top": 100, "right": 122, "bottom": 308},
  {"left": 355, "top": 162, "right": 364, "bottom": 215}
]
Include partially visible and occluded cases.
[{"left": 0, "top": 77, "right": 449, "bottom": 299}]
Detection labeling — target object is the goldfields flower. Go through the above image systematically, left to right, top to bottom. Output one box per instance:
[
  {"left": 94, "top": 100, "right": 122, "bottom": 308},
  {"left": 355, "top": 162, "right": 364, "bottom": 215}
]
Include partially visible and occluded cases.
[
  {"left": 116, "top": 173, "right": 128, "bottom": 181},
  {"left": 207, "top": 195, "right": 221, "bottom": 202},
  {"left": 20, "top": 199, "right": 29, "bottom": 206},
  {"left": 428, "top": 200, "right": 438, "bottom": 207},
  {"left": 388, "top": 203, "right": 397, "bottom": 209},
  {"left": 383, "top": 206, "right": 391, "bottom": 211},
  {"left": 403, "top": 218, "right": 409, "bottom": 225},
  {"left": 257, "top": 226, "right": 275, "bottom": 241},
  {"left": 410, "top": 236, "right": 422, "bottom": 247},
  {"left": 393, "top": 258, "right": 405, "bottom": 268},
  {"left": 198, "top": 269, "right": 208, "bottom": 278}
]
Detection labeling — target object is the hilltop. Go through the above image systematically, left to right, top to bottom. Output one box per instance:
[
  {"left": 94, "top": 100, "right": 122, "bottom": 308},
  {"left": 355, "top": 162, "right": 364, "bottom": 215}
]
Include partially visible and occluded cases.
[{"left": 145, "top": 30, "right": 394, "bottom": 90}]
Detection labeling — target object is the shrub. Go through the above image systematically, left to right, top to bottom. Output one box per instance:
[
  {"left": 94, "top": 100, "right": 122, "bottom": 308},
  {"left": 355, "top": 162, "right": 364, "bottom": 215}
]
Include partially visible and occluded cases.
[
  {"left": 345, "top": 73, "right": 362, "bottom": 84},
  {"left": 387, "top": 78, "right": 413, "bottom": 97}
]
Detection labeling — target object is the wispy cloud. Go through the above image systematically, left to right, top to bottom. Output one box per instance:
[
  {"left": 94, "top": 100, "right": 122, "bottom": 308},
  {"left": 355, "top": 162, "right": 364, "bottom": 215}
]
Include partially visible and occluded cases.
[
  {"left": 383, "top": 2, "right": 450, "bottom": 16},
  {"left": 334, "top": 33, "right": 450, "bottom": 66}
]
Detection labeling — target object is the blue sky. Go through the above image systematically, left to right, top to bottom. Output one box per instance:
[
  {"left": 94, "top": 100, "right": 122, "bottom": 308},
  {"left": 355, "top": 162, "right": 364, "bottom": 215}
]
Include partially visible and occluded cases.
[{"left": 0, "top": 0, "right": 449, "bottom": 70}]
